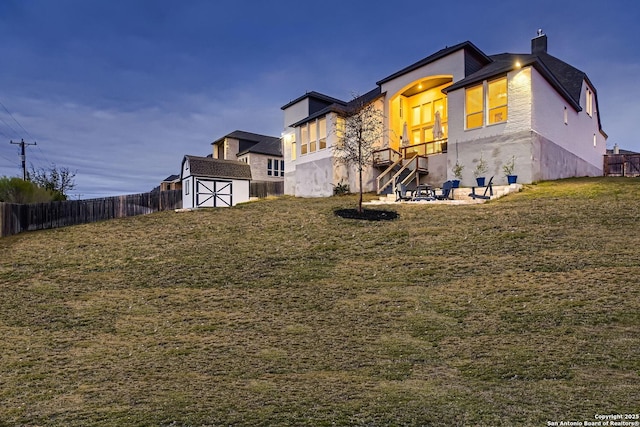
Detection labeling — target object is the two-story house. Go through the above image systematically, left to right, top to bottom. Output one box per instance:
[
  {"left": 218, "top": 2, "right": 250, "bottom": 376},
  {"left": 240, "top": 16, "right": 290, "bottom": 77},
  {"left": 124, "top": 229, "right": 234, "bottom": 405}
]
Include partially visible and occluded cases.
[
  {"left": 281, "top": 32, "right": 607, "bottom": 197},
  {"left": 211, "top": 130, "right": 284, "bottom": 184}
]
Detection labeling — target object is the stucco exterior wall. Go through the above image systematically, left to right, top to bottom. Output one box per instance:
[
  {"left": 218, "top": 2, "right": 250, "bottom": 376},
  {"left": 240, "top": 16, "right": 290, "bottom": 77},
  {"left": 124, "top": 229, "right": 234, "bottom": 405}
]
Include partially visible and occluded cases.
[
  {"left": 531, "top": 69, "right": 605, "bottom": 171},
  {"left": 283, "top": 98, "right": 309, "bottom": 128},
  {"left": 532, "top": 132, "right": 603, "bottom": 181},
  {"left": 422, "top": 152, "right": 448, "bottom": 186},
  {"left": 294, "top": 157, "right": 334, "bottom": 197}
]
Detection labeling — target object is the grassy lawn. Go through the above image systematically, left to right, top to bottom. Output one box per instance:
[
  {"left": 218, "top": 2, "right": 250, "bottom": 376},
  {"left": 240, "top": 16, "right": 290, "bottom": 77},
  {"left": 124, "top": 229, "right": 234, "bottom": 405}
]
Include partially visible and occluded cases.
[{"left": 0, "top": 177, "right": 638, "bottom": 426}]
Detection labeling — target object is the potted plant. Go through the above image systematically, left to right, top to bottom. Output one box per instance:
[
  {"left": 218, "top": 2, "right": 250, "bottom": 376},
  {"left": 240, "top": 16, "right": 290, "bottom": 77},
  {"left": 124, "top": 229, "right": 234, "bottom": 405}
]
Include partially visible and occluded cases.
[
  {"left": 473, "top": 153, "right": 489, "bottom": 187},
  {"left": 503, "top": 155, "right": 517, "bottom": 184},
  {"left": 451, "top": 161, "right": 463, "bottom": 188}
]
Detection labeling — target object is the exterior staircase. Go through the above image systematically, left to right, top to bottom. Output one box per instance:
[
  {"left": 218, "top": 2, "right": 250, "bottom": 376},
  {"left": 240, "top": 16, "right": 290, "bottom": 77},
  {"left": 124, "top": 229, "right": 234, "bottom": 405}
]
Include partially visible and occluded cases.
[{"left": 375, "top": 150, "right": 428, "bottom": 195}]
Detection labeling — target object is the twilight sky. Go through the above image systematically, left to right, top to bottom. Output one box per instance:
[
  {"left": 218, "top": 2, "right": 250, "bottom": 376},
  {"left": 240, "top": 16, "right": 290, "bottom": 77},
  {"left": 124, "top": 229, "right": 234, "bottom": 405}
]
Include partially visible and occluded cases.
[{"left": 0, "top": 0, "right": 638, "bottom": 198}]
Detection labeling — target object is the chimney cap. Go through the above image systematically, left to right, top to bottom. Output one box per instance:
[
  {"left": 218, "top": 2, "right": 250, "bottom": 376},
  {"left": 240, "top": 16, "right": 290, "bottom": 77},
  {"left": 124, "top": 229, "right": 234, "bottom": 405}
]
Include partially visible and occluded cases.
[{"left": 537, "top": 28, "right": 544, "bottom": 37}]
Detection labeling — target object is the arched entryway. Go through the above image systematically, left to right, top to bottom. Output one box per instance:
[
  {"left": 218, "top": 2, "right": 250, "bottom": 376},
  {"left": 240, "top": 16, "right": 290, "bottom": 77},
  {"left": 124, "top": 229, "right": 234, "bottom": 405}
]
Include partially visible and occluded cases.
[{"left": 388, "top": 75, "right": 453, "bottom": 157}]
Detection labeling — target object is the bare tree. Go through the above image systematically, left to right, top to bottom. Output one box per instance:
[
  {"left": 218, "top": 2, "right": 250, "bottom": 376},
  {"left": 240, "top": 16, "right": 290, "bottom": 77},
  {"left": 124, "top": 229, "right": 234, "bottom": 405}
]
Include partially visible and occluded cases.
[
  {"left": 333, "top": 94, "right": 385, "bottom": 213},
  {"left": 29, "top": 163, "right": 77, "bottom": 201}
]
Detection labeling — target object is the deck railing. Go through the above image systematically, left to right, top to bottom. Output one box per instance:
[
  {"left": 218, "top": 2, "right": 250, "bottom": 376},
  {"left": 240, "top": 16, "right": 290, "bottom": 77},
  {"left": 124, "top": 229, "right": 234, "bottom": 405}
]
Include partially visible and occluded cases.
[{"left": 401, "top": 138, "right": 447, "bottom": 158}]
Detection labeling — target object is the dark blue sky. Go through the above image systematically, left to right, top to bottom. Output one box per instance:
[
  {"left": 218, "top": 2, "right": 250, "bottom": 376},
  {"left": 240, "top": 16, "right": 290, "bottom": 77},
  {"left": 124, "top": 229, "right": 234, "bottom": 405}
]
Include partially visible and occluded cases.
[{"left": 0, "top": 0, "right": 638, "bottom": 197}]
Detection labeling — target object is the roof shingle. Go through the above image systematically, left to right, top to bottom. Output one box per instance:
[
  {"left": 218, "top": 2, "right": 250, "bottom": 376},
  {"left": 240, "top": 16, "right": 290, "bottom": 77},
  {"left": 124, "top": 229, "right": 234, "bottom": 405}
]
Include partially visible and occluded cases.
[{"left": 183, "top": 155, "right": 252, "bottom": 180}]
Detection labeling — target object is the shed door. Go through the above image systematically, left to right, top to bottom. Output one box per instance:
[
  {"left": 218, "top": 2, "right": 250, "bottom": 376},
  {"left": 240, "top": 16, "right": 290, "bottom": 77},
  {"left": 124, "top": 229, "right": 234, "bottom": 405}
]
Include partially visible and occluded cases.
[{"left": 196, "top": 179, "right": 232, "bottom": 207}]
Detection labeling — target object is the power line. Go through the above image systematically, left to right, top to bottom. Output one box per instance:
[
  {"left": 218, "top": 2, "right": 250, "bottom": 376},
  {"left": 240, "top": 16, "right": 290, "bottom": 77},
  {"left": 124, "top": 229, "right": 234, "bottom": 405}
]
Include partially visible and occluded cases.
[
  {"left": 0, "top": 99, "right": 36, "bottom": 141},
  {"left": 0, "top": 115, "right": 21, "bottom": 139}
]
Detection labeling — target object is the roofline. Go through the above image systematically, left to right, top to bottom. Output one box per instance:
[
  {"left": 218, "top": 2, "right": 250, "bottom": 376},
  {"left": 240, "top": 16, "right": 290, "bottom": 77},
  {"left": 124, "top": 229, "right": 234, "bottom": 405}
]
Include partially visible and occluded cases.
[
  {"left": 376, "top": 41, "right": 491, "bottom": 86},
  {"left": 444, "top": 57, "right": 582, "bottom": 112},
  {"left": 289, "top": 89, "right": 385, "bottom": 128},
  {"left": 281, "top": 91, "right": 347, "bottom": 110},
  {"left": 211, "top": 130, "right": 280, "bottom": 146},
  {"left": 237, "top": 148, "right": 283, "bottom": 157}
]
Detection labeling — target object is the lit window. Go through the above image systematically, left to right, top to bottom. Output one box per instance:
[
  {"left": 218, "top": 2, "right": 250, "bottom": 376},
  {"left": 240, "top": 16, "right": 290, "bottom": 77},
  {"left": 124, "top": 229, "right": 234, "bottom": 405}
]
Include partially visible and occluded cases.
[
  {"left": 488, "top": 78, "right": 507, "bottom": 124},
  {"left": 466, "top": 84, "right": 484, "bottom": 129},
  {"left": 586, "top": 87, "right": 593, "bottom": 116},
  {"left": 422, "top": 102, "right": 432, "bottom": 124},
  {"left": 412, "top": 106, "right": 420, "bottom": 127},
  {"left": 318, "top": 117, "right": 327, "bottom": 149},
  {"left": 335, "top": 117, "right": 345, "bottom": 148},
  {"left": 309, "top": 121, "right": 317, "bottom": 153},
  {"left": 300, "top": 125, "right": 308, "bottom": 155}
]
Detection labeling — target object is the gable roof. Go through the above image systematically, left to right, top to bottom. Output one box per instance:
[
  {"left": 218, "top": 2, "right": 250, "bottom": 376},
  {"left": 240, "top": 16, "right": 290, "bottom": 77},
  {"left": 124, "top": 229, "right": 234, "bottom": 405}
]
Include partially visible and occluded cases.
[
  {"left": 376, "top": 41, "right": 492, "bottom": 86},
  {"left": 444, "top": 51, "right": 587, "bottom": 112},
  {"left": 211, "top": 130, "right": 282, "bottom": 157},
  {"left": 182, "top": 155, "right": 252, "bottom": 180}
]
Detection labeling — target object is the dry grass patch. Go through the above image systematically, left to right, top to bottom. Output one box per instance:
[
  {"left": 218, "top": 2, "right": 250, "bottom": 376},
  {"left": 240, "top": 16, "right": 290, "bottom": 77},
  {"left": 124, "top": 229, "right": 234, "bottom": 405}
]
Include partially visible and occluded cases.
[{"left": 0, "top": 177, "right": 639, "bottom": 426}]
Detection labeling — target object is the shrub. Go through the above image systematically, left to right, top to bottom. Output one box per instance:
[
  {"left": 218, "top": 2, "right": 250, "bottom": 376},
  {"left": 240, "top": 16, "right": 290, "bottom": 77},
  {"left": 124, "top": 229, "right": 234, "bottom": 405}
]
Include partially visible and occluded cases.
[{"left": 0, "top": 176, "right": 55, "bottom": 203}]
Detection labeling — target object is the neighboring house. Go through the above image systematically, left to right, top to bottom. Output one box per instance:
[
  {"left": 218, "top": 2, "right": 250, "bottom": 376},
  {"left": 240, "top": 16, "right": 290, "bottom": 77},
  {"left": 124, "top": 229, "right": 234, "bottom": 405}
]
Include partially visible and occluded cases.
[
  {"left": 281, "top": 32, "right": 607, "bottom": 197},
  {"left": 211, "top": 130, "right": 284, "bottom": 184},
  {"left": 604, "top": 144, "right": 640, "bottom": 177},
  {"left": 181, "top": 155, "right": 252, "bottom": 208},
  {"left": 160, "top": 174, "right": 182, "bottom": 192}
]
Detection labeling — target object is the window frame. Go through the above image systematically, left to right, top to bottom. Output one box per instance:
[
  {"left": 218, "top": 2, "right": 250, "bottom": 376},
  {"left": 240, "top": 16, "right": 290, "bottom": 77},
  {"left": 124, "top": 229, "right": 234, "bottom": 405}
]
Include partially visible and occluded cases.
[
  {"left": 487, "top": 77, "right": 508, "bottom": 125},
  {"left": 465, "top": 84, "right": 484, "bottom": 129},
  {"left": 585, "top": 87, "right": 593, "bottom": 117}
]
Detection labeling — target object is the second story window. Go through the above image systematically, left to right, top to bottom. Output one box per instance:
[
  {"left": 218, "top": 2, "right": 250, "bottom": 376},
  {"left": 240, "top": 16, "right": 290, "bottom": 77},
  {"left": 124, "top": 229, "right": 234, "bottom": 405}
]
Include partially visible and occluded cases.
[
  {"left": 488, "top": 77, "right": 508, "bottom": 124},
  {"left": 466, "top": 84, "right": 484, "bottom": 129},
  {"left": 585, "top": 87, "right": 593, "bottom": 117},
  {"left": 299, "top": 117, "right": 328, "bottom": 155},
  {"left": 300, "top": 126, "right": 308, "bottom": 155}
]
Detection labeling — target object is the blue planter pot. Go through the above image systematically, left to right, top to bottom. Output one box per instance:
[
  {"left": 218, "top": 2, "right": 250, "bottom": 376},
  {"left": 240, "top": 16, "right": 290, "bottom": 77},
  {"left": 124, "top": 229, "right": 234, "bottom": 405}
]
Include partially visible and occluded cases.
[
  {"left": 507, "top": 175, "right": 518, "bottom": 184},
  {"left": 476, "top": 177, "right": 486, "bottom": 187},
  {"left": 451, "top": 180, "right": 460, "bottom": 188}
]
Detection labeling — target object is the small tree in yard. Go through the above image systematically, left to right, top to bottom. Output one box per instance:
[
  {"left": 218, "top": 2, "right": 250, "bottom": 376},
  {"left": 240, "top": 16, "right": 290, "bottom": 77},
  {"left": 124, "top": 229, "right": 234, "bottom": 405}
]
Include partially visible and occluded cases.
[
  {"left": 333, "top": 94, "right": 385, "bottom": 213},
  {"left": 29, "top": 163, "right": 77, "bottom": 201}
]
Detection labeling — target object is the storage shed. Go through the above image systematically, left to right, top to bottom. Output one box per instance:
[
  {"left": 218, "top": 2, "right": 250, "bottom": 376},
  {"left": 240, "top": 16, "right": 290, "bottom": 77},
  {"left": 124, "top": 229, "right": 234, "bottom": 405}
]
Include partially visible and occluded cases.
[{"left": 181, "top": 155, "right": 252, "bottom": 208}]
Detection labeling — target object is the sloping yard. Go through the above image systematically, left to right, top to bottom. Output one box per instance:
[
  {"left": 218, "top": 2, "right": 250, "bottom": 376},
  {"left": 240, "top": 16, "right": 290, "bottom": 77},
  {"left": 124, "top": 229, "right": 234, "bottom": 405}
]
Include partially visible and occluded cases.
[{"left": 0, "top": 177, "right": 638, "bottom": 426}]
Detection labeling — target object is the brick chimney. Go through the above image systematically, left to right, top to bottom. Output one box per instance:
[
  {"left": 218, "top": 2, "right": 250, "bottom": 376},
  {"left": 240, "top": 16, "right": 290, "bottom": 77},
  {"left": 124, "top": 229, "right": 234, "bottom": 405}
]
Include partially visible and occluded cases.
[{"left": 531, "top": 29, "right": 547, "bottom": 54}]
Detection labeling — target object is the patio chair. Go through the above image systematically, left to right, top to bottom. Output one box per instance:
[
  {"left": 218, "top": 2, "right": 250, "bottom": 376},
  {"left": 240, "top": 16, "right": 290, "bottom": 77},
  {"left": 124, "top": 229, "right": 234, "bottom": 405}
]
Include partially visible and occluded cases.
[
  {"left": 469, "top": 176, "right": 494, "bottom": 200},
  {"left": 435, "top": 180, "right": 454, "bottom": 200},
  {"left": 395, "top": 183, "right": 414, "bottom": 201}
]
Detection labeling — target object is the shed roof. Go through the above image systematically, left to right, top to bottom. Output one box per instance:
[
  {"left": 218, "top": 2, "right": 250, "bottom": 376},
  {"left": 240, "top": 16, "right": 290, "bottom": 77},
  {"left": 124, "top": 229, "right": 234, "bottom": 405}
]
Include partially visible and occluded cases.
[{"left": 182, "top": 155, "right": 252, "bottom": 180}]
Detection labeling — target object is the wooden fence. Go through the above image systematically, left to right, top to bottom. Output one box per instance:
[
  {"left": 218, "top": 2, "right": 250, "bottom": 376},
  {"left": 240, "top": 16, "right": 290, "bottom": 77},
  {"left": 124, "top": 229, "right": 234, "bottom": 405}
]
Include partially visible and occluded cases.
[
  {"left": 604, "top": 154, "right": 640, "bottom": 177},
  {"left": 250, "top": 181, "right": 284, "bottom": 198},
  {"left": 0, "top": 190, "right": 182, "bottom": 238}
]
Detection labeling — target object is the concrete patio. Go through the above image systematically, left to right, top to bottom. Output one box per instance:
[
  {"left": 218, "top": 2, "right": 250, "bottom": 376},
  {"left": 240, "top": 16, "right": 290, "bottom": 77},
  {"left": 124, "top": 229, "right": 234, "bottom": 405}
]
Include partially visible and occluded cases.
[{"left": 365, "top": 183, "right": 523, "bottom": 205}]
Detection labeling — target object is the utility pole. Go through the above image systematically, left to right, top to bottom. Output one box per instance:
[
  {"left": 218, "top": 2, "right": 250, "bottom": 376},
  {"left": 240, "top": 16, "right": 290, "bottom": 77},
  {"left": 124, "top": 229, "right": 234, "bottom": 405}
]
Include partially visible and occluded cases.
[{"left": 10, "top": 139, "right": 37, "bottom": 180}]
